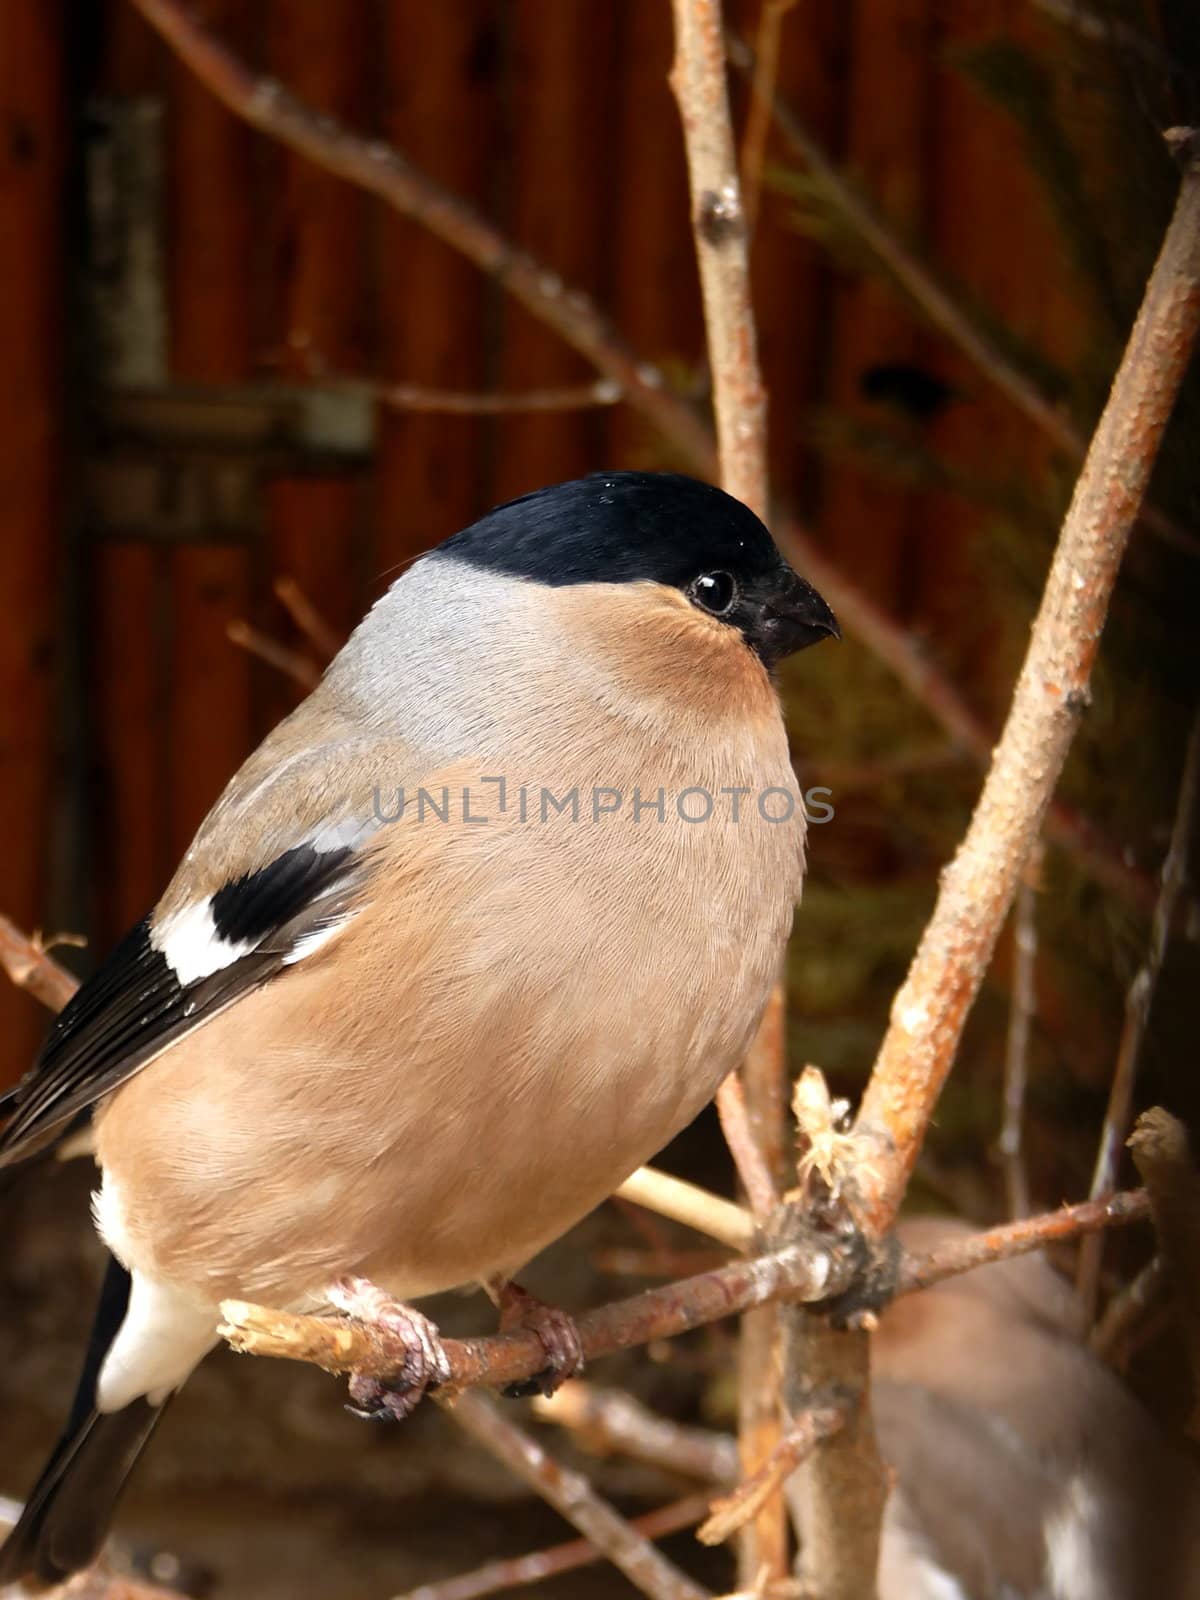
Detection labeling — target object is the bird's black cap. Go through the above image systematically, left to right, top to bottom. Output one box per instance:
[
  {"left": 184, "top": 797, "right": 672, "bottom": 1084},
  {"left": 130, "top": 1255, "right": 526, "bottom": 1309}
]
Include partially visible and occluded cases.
[
  {"left": 436, "top": 471, "right": 839, "bottom": 665},
  {"left": 440, "top": 471, "right": 783, "bottom": 589}
]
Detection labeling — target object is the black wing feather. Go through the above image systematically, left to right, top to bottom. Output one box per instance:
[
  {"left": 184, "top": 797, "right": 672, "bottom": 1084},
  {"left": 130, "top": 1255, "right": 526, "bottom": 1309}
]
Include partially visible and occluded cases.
[
  {"left": 0, "top": 843, "right": 360, "bottom": 1165},
  {"left": 211, "top": 844, "right": 352, "bottom": 943}
]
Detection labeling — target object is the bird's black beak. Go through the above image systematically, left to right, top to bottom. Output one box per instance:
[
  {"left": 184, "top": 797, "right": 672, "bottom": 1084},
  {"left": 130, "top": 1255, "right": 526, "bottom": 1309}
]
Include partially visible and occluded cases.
[{"left": 748, "top": 565, "right": 840, "bottom": 665}]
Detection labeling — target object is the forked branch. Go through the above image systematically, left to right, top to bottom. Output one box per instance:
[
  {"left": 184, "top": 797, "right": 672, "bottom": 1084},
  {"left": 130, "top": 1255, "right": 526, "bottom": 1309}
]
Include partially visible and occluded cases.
[{"left": 216, "top": 1188, "right": 1150, "bottom": 1391}]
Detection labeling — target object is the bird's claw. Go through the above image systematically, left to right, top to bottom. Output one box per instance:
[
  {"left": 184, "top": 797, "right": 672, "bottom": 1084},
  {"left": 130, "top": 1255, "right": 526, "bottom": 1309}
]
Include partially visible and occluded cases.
[
  {"left": 328, "top": 1275, "right": 451, "bottom": 1422},
  {"left": 493, "top": 1281, "right": 584, "bottom": 1399}
]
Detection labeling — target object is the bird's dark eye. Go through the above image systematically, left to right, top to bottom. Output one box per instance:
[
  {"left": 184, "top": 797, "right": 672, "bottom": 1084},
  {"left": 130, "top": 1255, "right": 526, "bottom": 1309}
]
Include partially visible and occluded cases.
[{"left": 689, "top": 570, "right": 737, "bottom": 616}]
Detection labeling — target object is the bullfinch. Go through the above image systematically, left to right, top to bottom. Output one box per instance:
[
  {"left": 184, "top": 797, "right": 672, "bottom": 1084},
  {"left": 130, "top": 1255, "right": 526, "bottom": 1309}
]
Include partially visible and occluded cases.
[{"left": 0, "top": 470, "right": 837, "bottom": 1584}]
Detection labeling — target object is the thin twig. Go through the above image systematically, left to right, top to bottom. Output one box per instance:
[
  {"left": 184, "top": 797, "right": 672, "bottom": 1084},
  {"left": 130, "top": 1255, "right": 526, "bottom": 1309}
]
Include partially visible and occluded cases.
[
  {"left": 669, "top": 0, "right": 768, "bottom": 517},
  {"left": 738, "top": 0, "right": 796, "bottom": 238},
  {"left": 668, "top": 6, "right": 784, "bottom": 1582},
  {"left": 729, "top": 34, "right": 1200, "bottom": 560},
  {"left": 854, "top": 137, "right": 1200, "bottom": 1235},
  {"left": 334, "top": 373, "right": 623, "bottom": 417},
  {"left": 272, "top": 576, "right": 343, "bottom": 660},
  {"left": 226, "top": 619, "right": 322, "bottom": 689},
  {"left": 1077, "top": 708, "right": 1200, "bottom": 1316},
  {"left": 999, "top": 851, "right": 1041, "bottom": 1219},
  {"left": 0, "top": 916, "right": 80, "bottom": 1014},
  {"left": 733, "top": 1004, "right": 789, "bottom": 1583},
  {"left": 715, "top": 1075, "right": 780, "bottom": 1218},
  {"left": 616, "top": 1167, "right": 756, "bottom": 1252},
  {"left": 894, "top": 1188, "right": 1151, "bottom": 1295},
  {"left": 215, "top": 1190, "right": 1150, "bottom": 1390},
  {"left": 218, "top": 1241, "right": 848, "bottom": 1392},
  {"left": 1089, "top": 1254, "right": 1168, "bottom": 1365},
  {"left": 732, "top": 1310, "right": 785, "bottom": 1586},
  {"left": 532, "top": 1380, "right": 738, "bottom": 1485},
  {"left": 444, "top": 1392, "right": 712, "bottom": 1600},
  {"left": 696, "top": 1401, "right": 845, "bottom": 1546},
  {"left": 392, "top": 1493, "right": 714, "bottom": 1600}
]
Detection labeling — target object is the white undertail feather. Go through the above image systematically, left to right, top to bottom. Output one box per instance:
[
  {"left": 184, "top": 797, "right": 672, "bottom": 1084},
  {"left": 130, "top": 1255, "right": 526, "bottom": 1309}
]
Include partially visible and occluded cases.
[
  {"left": 93, "top": 1179, "right": 219, "bottom": 1408},
  {"left": 96, "top": 1271, "right": 219, "bottom": 1411},
  {"left": 1044, "top": 1475, "right": 1112, "bottom": 1600}
]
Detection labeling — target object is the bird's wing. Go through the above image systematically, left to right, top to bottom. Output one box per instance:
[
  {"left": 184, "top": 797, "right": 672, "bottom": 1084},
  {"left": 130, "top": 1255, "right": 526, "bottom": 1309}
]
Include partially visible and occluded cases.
[{"left": 0, "top": 731, "right": 398, "bottom": 1165}]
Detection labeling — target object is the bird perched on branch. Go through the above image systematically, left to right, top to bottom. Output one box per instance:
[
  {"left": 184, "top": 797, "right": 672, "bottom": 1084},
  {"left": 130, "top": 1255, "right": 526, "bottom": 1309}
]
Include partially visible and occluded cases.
[{"left": 0, "top": 470, "right": 837, "bottom": 1585}]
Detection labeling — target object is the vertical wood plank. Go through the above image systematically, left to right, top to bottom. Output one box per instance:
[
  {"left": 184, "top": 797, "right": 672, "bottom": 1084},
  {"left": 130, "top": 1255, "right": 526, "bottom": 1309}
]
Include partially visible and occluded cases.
[
  {"left": 100, "top": 0, "right": 164, "bottom": 96},
  {"left": 165, "top": 0, "right": 256, "bottom": 860},
  {"left": 166, "top": 0, "right": 257, "bottom": 383},
  {"left": 262, "top": 0, "right": 369, "bottom": 719},
  {"left": 488, "top": 0, "right": 619, "bottom": 504},
  {"left": 605, "top": 0, "right": 702, "bottom": 471},
  {"left": 734, "top": 0, "right": 849, "bottom": 516},
  {"left": 814, "top": 0, "right": 936, "bottom": 604},
  {"left": 916, "top": 0, "right": 1087, "bottom": 713},
  {"left": 0, "top": 2, "right": 65, "bottom": 1085},
  {"left": 91, "top": 2, "right": 169, "bottom": 949},
  {"left": 373, "top": 2, "right": 500, "bottom": 578},
  {"left": 92, "top": 542, "right": 169, "bottom": 943},
  {"left": 166, "top": 544, "right": 253, "bottom": 862}
]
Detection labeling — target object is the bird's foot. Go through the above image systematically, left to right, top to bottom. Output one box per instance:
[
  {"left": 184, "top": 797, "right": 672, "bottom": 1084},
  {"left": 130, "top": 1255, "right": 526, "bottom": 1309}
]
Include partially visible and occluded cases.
[
  {"left": 327, "top": 1275, "right": 451, "bottom": 1421},
  {"left": 489, "top": 1279, "right": 584, "bottom": 1400}
]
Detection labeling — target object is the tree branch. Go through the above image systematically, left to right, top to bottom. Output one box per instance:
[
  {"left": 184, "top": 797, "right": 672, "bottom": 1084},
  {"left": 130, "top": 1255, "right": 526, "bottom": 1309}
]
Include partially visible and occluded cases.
[
  {"left": 669, "top": 0, "right": 768, "bottom": 519},
  {"left": 738, "top": 1, "right": 797, "bottom": 239},
  {"left": 667, "top": 6, "right": 786, "bottom": 1584},
  {"left": 853, "top": 136, "right": 1200, "bottom": 1234},
  {"left": 336, "top": 375, "right": 623, "bottom": 417},
  {"left": 272, "top": 576, "right": 342, "bottom": 661},
  {"left": 226, "top": 619, "right": 322, "bottom": 689},
  {"left": 999, "top": 853, "right": 1041, "bottom": 1219},
  {"left": 0, "top": 915, "right": 79, "bottom": 1014},
  {"left": 715, "top": 1074, "right": 780, "bottom": 1218},
  {"left": 615, "top": 1166, "right": 756, "bottom": 1253},
  {"left": 893, "top": 1187, "right": 1150, "bottom": 1295},
  {"left": 213, "top": 1189, "right": 1149, "bottom": 1387},
  {"left": 218, "top": 1240, "right": 846, "bottom": 1393},
  {"left": 1089, "top": 1254, "right": 1168, "bottom": 1366},
  {"left": 780, "top": 1312, "right": 883, "bottom": 1600},
  {"left": 531, "top": 1380, "right": 738, "bottom": 1485},
  {"left": 444, "top": 1392, "right": 711, "bottom": 1600},
  {"left": 696, "top": 1398, "right": 846, "bottom": 1547},
  {"left": 390, "top": 1493, "right": 714, "bottom": 1600}
]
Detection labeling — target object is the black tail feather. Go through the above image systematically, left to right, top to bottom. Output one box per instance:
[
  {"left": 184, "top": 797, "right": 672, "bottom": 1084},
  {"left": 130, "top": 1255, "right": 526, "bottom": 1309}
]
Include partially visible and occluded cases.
[{"left": 0, "top": 1254, "right": 167, "bottom": 1585}]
